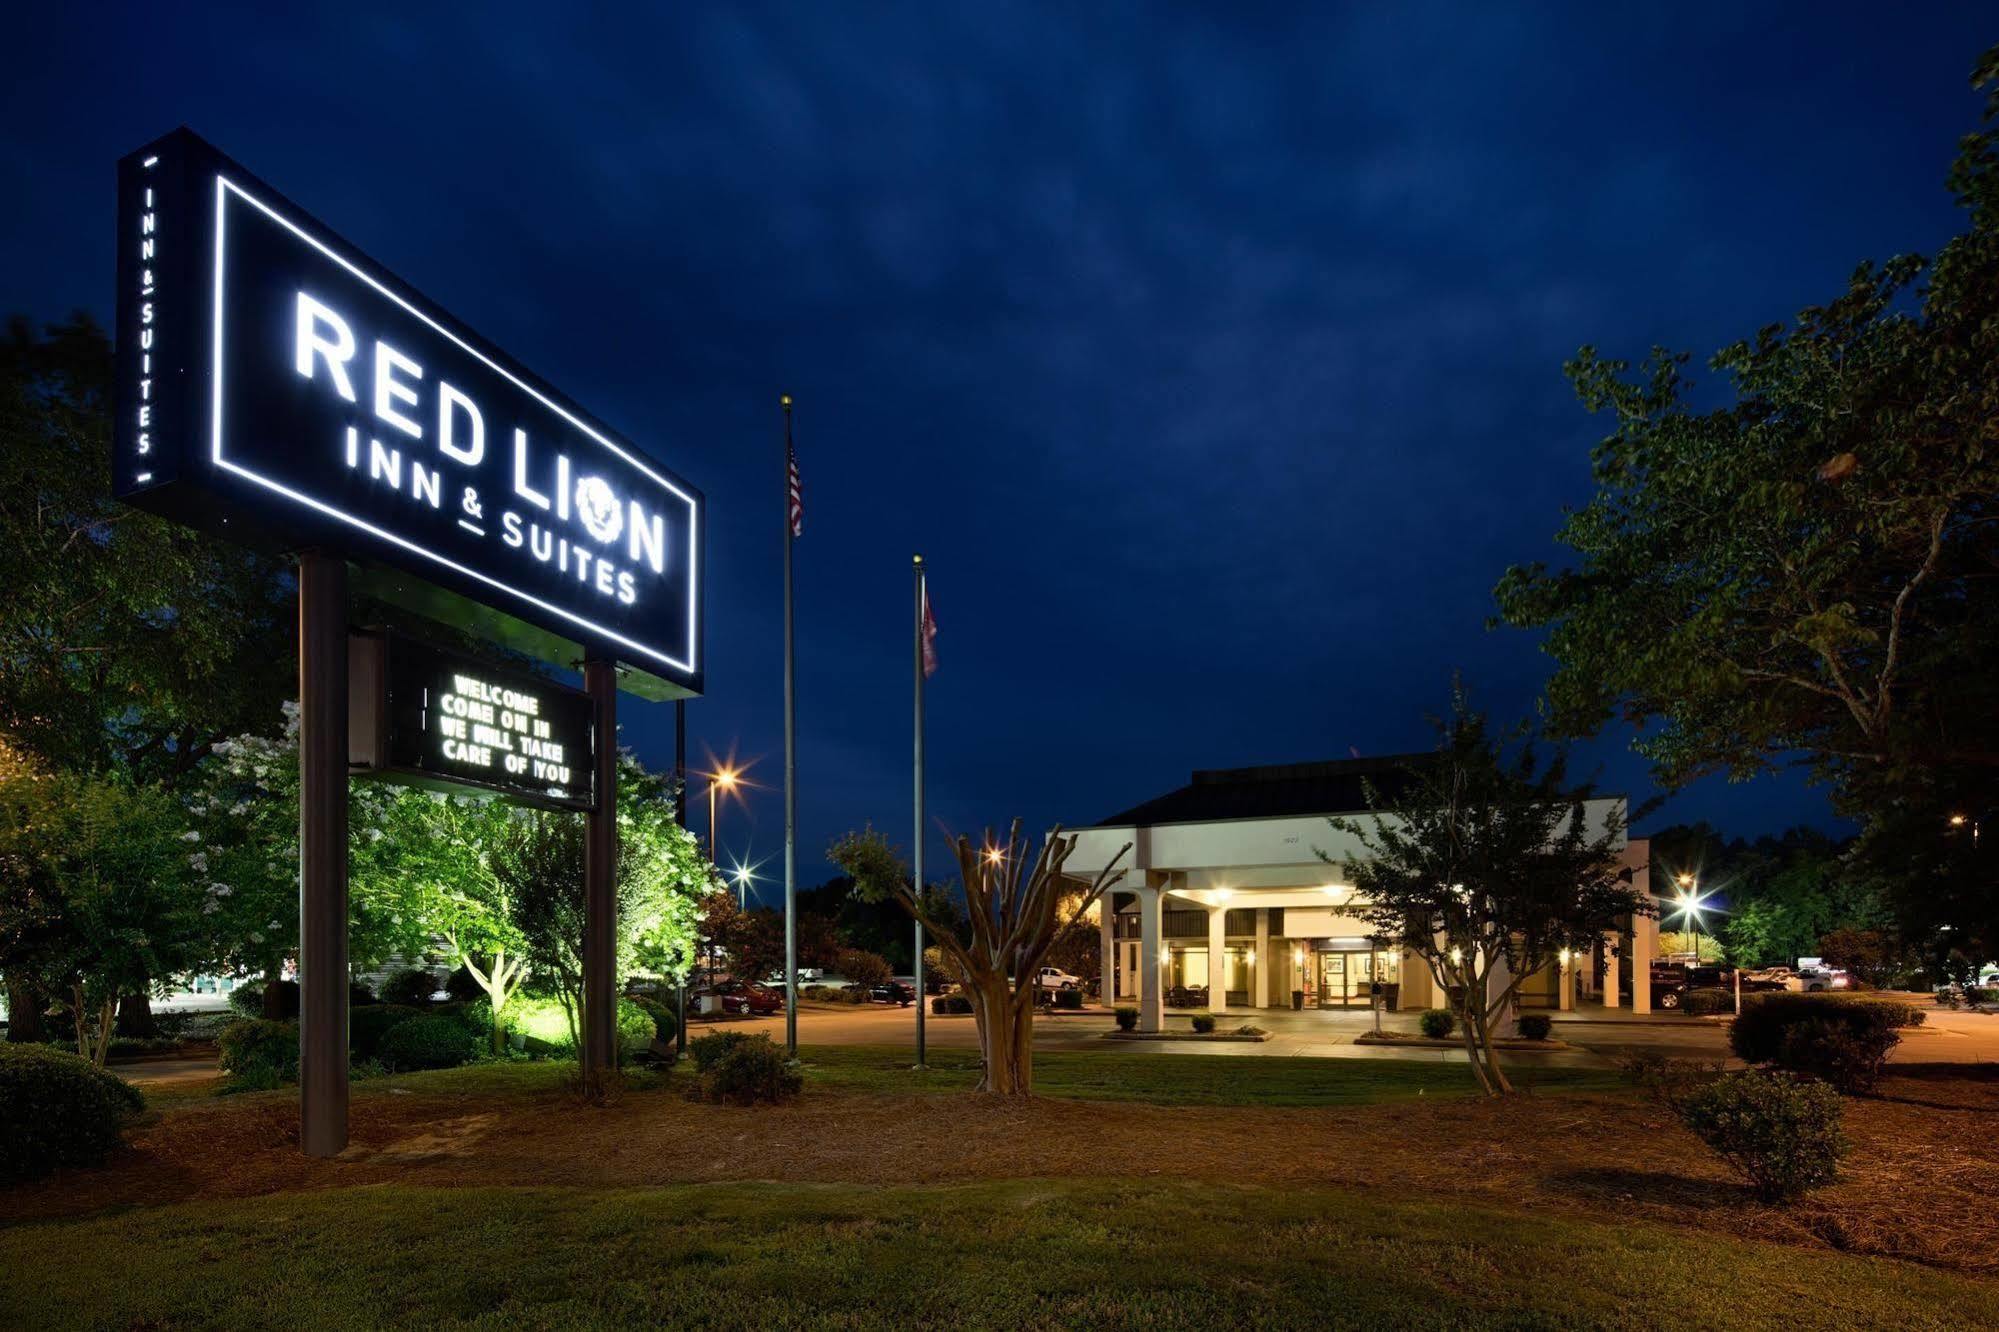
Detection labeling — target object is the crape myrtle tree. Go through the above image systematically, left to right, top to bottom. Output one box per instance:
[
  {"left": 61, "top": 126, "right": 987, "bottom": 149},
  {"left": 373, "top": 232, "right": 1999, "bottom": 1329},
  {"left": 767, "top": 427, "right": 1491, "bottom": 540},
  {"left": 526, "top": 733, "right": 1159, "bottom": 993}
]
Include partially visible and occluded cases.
[
  {"left": 1493, "top": 48, "right": 1999, "bottom": 976},
  {"left": 1322, "top": 692, "right": 1644, "bottom": 1096},
  {"left": 187, "top": 708, "right": 421, "bottom": 1017},
  {"left": 0, "top": 769, "right": 202, "bottom": 1063},
  {"left": 833, "top": 822, "right": 1128, "bottom": 1095}
]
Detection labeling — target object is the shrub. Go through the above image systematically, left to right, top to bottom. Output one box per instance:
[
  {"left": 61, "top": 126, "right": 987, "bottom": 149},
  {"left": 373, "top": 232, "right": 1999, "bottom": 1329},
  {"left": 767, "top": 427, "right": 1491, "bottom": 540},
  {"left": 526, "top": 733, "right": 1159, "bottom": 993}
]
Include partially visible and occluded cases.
[
  {"left": 444, "top": 966, "right": 484, "bottom": 1002},
  {"left": 380, "top": 967, "right": 439, "bottom": 1008},
  {"left": 227, "top": 979, "right": 297, "bottom": 1019},
  {"left": 349, "top": 981, "right": 378, "bottom": 1006},
  {"left": 800, "top": 984, "right": 842, "bottom": 1002},
  {"left": 1053, "top": 988, "right": 1084, "bottom": 1010},
  {"left": 1681, "top": 989, "right": 1733, "bottom": 1016},
  {"left": 931, "top": 993, "right": 973, "bottom": 1015},
  {"left": 1730, "top": 993, "right": 1922, "bottom": 1065},
  {"left": 631, "top": 995, "right": 681, "bottom": 1046},
  {"left": 348, "top": 1004, "right": 423, "bottom": 1060},
  {"left": 1114, "top": 1005, "right": 1138, "bottom": 1032},
  {"left": 1419, "top": 1009, "right": 1455, "bottom": 1039},
  {"left": 1190, "top": 1011, "right": 1217, "bottom": 1034},
  {"left": 1515, "top": 1013, "right": 1553, "bottom": 1040},
  {"left": 377, "top": 1015, "right": 480, "bottom": 1071},
  {"left": 1778, "top": 1017, "right": 1899, "bottom": 1094},
  {"left": 218, "top": 1018, "right": 299, "bottom": 1086},
  {"left": 687, "top": 1030, "right": 754, "bottom": 1073},
  {"left": 692, "top": 1034, "right": 800, "bottom": 1105},
  {"left": 0, "top": 1044, "right": 146, "bottom": 1184},
  {"left": 1618, "top": 1052, "right": 1724, "bottom": 1106},
  {"left": 1677, "top": 1069, "right": 1848, "bottom": 1202}
]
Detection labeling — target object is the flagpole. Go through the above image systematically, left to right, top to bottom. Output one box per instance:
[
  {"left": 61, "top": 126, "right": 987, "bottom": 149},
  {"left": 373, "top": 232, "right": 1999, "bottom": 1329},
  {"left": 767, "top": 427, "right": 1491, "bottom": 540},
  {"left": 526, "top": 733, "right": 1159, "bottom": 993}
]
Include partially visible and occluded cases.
[
  {"left": 782, "top": 394, "right": 798, "bottom": 1058},
  {"left": 912, "top": 553, "right": 927, "bottom": 1068}
]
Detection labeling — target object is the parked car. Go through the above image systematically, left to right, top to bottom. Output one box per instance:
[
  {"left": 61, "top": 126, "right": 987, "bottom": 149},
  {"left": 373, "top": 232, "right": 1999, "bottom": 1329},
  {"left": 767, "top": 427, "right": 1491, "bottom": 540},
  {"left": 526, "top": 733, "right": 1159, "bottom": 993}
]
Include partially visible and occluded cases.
[
  {"left": 1648, "top": 964, "right": 1738, "bottom": 1009},
  {"left": 1035, "top": 965, "right": 1082, "bottom": 993},
  {"left": 1788, "top": 966, "right": 1849, "bottom": 993},
  {"left": 764, "top": 968, "right": 823, "bottom": 986},
  {"left": 870, "top": 979, "right": 916, "bottom": 1007},
  {"left": 711, "top": 980, "right": 783, "bottom": 1015}
]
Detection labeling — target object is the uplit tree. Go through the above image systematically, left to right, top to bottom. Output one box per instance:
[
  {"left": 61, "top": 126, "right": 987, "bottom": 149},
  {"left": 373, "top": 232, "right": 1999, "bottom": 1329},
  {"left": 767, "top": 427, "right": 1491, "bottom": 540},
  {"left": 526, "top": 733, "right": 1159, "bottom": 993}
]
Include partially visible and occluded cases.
[
  {"left": 1322, "top": 690, "right": 1644, "bottom": 1096},
  {"left": 188, "top": 709, "right": 419, "bottom": 1016},
  {"left": 833, "top": 822, "right": 1128, "bottom": 1095}
]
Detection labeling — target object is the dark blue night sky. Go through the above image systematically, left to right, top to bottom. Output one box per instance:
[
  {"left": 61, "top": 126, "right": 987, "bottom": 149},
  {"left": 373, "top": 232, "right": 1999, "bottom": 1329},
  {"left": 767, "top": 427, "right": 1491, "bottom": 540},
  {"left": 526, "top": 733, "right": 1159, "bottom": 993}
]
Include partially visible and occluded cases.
[{"left": 5, "top": 5, "right": 1993, "bottom": 895}]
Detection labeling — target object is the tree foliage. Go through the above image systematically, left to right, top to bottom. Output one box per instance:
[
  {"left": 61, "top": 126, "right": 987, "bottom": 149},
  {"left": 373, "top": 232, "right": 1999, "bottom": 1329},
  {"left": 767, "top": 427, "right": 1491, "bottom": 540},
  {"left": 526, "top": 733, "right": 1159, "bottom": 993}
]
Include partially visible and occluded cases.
[
  {"left": 1495, "top": 49, "right": 1999, "bottom": 968},
  {"left": 0, "top": 315, "right": 291, "bottom": 785},
  {"left": 1322, "top": 690, "right": 1643, "bottom": 1095},
  {"left": 0, "top": 770, "right": 199, "bottom": 1062}
]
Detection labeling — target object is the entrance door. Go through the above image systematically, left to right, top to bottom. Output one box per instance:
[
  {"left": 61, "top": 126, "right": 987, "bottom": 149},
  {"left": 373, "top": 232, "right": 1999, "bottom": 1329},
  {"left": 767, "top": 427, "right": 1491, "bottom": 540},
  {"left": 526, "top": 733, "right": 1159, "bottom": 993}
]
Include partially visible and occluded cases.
[
  {"left": 1343, "top": 951, "right": 1373, "bottom": 1005},
  {"left": 1316, "top": 953, "right": 1345, "bottom": 1008}
]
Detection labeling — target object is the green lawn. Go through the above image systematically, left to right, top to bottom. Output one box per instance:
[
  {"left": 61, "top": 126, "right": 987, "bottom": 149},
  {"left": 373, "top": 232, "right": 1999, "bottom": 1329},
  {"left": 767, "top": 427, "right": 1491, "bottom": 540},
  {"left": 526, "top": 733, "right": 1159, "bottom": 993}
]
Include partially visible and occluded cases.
[
  {"left": 795, "top": 1044, "right": 1625, "bottom": 1105},
  {"left": 135, "top": 1046, "right": 1622, "bottom": 1112},
  {"left": 3, "top": 1178, "right": 1987, "bottom": 1330}
]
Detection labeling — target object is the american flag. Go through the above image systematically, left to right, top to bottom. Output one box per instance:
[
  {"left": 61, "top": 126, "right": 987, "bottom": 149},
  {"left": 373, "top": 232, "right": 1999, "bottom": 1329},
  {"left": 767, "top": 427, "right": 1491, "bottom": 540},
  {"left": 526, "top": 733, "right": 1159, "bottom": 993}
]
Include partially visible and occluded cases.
[
  {"left": 787, "top": 441, "right": 803, "bottom": 538},
  {"left": 921, "top": 583, "right": 938, "bottom": 677}
]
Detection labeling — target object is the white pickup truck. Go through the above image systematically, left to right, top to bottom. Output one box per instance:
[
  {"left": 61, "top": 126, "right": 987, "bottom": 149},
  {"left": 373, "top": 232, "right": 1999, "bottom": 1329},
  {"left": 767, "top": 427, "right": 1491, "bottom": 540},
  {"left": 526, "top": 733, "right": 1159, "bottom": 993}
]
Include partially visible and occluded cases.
[{"left": 1035, "top": 966, "right": 1082, "bottom": 993}]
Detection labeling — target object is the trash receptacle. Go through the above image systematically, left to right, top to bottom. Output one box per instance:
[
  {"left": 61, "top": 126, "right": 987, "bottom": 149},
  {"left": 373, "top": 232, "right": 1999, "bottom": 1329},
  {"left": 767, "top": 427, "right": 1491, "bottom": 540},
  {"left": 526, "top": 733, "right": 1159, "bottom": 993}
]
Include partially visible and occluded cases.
[{"left": 1291, "top": 989, "right": 1305, "bottom": 1011}]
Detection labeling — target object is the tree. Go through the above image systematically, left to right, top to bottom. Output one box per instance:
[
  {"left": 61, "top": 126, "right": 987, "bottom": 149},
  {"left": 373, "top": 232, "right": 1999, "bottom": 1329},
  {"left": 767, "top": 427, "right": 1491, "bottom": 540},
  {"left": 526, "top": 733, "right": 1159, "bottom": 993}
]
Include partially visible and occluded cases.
[
  {"left": 1493, "top": 49, "right": 1999, "bottom": 965},
  {"left": 0, "top": 315, "right": 292, "bottom": 785},
  {"left": 1322, "top": 692, "right": 1645, "bottom": 1096},
  {"left": 188, "top": 709, "right": 423, "bottom": 1017},
  {"left": 502, "top": 756, "right": 714, "bottom": 1050},
  {"left": 0, "top": 771, "right": 200, "bottom": 1063},
  {"left": 354, "top": 789, "right": 528, "bottom": 1055},
  {"left": 833, "top": 822, "right": 1128, "bottom": 1095},
  {"left": 702, "top": 893, "right": 784, "bottom": 983},
  {"left": 1817, "top": 926, "right": 1914, "bottom": 989},
  {"left": 837, "top": 948, "right": 893, "bottom": 990}
]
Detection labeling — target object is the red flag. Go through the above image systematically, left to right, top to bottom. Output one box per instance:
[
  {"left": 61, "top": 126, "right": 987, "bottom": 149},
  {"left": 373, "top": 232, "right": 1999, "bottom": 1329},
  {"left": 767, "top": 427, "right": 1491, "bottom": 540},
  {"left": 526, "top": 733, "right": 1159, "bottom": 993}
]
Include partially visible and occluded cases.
[
  {"left": 787, "top": 441, "right": 803, "bottom": 537},
  {"left": 921, "top": 584, "right": 938, "bottom": 677}
]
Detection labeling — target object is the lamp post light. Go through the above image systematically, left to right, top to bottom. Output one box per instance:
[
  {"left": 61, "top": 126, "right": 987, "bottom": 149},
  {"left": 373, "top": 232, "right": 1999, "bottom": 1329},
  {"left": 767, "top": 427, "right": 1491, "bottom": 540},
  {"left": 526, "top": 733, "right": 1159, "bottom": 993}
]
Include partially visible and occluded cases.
[
  {"left": 704, "top": 765, "right": 740, "bottom": 867},
  {"left": 1950, "top": 812, "right": 1980, "bottom": 848},
  {"left": 1674, "top": 872, "right": 1704, "bottom": 965}
]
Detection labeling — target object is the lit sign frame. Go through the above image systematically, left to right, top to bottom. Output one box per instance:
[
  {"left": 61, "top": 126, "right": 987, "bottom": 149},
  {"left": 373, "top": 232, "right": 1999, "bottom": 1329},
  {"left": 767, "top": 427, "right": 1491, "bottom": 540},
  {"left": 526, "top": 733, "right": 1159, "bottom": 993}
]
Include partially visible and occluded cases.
[{"left": 114, "top": 128, "right": 704, "bottom": 696}]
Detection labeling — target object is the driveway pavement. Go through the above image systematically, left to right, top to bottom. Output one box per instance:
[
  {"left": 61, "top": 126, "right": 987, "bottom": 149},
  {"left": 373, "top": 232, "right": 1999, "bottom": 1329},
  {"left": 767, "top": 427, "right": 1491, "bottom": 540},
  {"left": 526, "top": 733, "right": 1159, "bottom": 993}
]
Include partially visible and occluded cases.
[{"left": 112, "top": 994, "right": 1999, "bottom": 1084}]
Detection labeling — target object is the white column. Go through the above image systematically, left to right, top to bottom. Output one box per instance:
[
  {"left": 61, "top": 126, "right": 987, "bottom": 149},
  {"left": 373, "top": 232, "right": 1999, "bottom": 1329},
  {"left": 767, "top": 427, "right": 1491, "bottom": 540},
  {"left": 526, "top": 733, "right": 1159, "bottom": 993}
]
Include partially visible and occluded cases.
[
  {"left": 1628, "top": 842, "right": 1654, "bottom": 1014},
  {"left": 1138, "top": 885, "right": 1163, "bottom": 1033},
  {"left": 1099, "top": 896, "right": 1116, "bottom": 1003},
  {"left": 1207, "top": 904, "right": 1228, "bottom": 1014},
  {"left": 1253, "top": 908, "right": 1271, "bottom": 1009},
  {"left": 1630, "top": 912, "right": 1655, "bottom": 1016},
  {"left": 1602, "top": 931, "right": 1621, "bottom": 1010},
  {"left": 1558, "top": 952, "right": 1575, "bottom": 1012}
]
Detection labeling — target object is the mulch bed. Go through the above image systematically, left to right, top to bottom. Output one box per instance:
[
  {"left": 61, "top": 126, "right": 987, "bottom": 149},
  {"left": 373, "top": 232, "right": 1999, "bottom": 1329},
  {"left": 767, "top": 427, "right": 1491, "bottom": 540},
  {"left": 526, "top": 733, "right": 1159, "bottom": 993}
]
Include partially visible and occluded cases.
[
  {"left": 1355, "top": 1030, "right": 1574, "bottom": 1051},
  {"left": 5, "top": 1065, "right": 1994, "bottom": 1276}
]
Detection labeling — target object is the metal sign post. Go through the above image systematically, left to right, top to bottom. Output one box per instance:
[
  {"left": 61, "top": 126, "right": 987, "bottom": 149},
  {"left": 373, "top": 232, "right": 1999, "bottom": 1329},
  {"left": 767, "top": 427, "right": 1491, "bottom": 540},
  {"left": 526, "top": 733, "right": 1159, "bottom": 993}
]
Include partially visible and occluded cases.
[
  {"left": 298, "top": 551, "right": 350, "bottom": 1158},
  {"left": 581, "top": 659, "right": 619, "bottom": 1096}
]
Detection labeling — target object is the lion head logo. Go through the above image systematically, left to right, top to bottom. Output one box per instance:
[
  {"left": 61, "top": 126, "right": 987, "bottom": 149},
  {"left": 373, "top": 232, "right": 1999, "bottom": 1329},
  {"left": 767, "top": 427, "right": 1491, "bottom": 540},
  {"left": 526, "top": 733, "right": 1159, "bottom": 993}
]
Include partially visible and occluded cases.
[{"left": 574, "top": 475, "right": 623, "bottom": 545}]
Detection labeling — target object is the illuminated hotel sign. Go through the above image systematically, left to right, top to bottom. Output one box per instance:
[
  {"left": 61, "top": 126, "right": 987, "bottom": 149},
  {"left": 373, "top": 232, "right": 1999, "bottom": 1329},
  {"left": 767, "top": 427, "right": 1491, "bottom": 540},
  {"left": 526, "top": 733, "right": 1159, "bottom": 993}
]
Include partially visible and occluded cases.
[
  {"left": 113, "top": 129, "right": 703, "bottom": 694},
  {"left": 352, "top": 633, "right": 596, "bottom": 811}
]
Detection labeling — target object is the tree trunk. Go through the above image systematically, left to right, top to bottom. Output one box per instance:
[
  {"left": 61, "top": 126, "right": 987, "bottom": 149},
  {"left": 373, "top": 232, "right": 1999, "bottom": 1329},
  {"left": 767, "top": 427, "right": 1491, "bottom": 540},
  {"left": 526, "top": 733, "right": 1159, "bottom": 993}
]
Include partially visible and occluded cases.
[
  {"left": 263, "top": 974, "right": 288, "bottom": 1020},
  {"left": 968, "top": 975, "right": 1033, "bottom": 1095},
  {"left": 5, "top": 976, "right": 45, "bottom": 1043},
  {"left": 115, "top": 991, "right": 157, "bottom": 1038}
]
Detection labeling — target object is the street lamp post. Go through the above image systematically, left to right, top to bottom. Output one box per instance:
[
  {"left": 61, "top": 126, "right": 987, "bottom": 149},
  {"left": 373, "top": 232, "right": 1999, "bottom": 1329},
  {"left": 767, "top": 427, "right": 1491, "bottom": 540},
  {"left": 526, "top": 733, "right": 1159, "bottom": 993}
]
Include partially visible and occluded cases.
[
  {"left": 705, "top": 765, "right": 740, "bottom": 867},
  {"left": 1675, "top": 872, "right": 1702, "bottom": 965}
]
